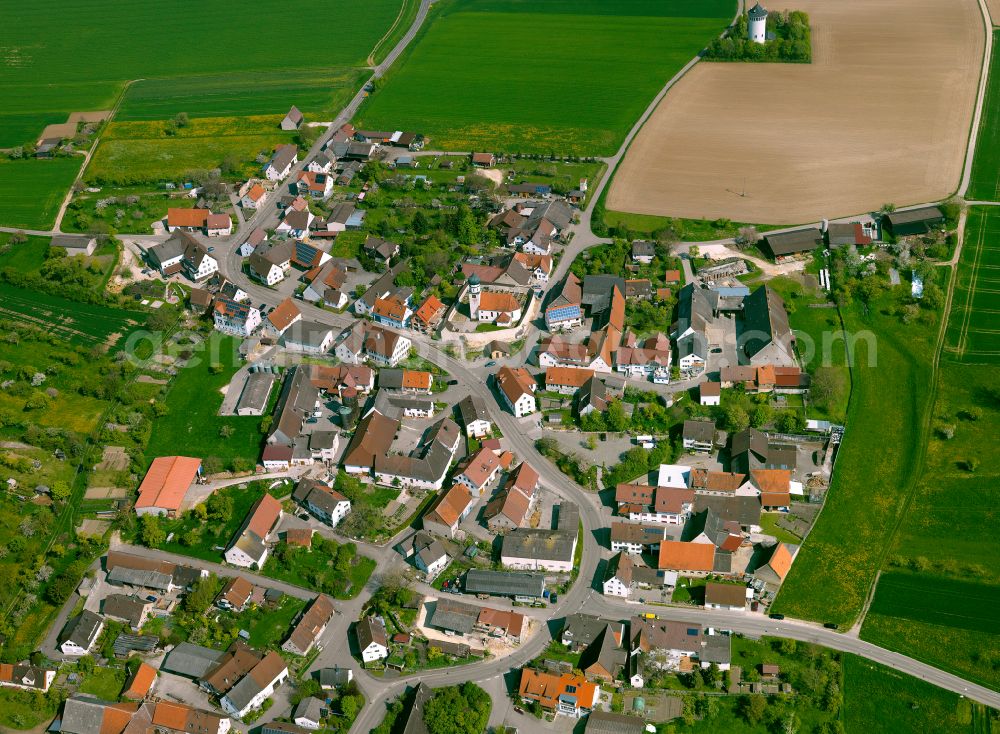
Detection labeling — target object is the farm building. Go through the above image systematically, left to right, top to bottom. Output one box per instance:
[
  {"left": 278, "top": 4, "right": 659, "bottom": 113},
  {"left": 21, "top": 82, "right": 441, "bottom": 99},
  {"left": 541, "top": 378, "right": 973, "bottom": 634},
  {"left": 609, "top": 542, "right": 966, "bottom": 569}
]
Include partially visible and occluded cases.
[
  {"left": 883, "top": 206, "right": 945, "bottom": 236},
  {"left": 762, "top": 228, "right": 823, "bottom": 260}
]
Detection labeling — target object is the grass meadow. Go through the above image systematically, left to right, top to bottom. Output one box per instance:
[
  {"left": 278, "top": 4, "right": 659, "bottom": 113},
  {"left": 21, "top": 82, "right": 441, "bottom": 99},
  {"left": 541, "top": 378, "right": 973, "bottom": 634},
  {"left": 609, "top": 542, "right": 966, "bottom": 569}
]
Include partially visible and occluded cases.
[
  {"left": 0, "top": 0, "right": 404, "bottom": 147},
  {"left": 355, "top": 0, "right": 735, "bottom": 155},
  {"left": 967, "top": 31, "right": 1000, "bottom": 202},
  {"left": 85, "top": 117, "right": 297, "bottom": 185},
  {"left": 0, "top": 157, "right": 82, "bottom": 229},
  {"left": 944, "top": 207, "right": 1000, "bottom": 363},
  {"left": 772, "top": 293, "right": 940, "bottom": 625},
  {"left": 145, "top": 334, "right": 266, "bottom": 468},
  {"left": 859, "top": 360, "right": 1000, "bottom": 690},
  {"left": 842, "top": 655, "right": 981, "bottom": 733}
]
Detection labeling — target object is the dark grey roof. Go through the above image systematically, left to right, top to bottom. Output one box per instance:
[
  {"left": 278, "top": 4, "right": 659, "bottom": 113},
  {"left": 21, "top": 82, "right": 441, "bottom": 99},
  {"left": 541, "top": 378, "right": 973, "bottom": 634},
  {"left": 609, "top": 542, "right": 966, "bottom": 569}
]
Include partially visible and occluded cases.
[
  {"left": 748, "top": 2, "right": 767, "bottom": 19},
  {"left": 269, "top": 144, "right": 298, "bottom": 173},
  {"left": 526, "top": 199, "right": 573, "bottom": 230},
  {"left": 884, "top": 206, "right": 944, "bottom": 227},
  {"left": 763, "top": 228, "right": 823, "bottom": 257},
  {"left": 51, "top": 235, "right": 95, "bottom": 251},
  {"left": 631, "top": 241, "right": 656, "bottom": 258},
  {"left": 582, "top": 274, "right": 626, "bottom": 311},
  {"left": 675, "top": 284, "right": 716, "bottom": 359},
  {"left": 740, "top": 285, "right": 794, "bottom": 363},
  {"left": 282, "top": 320, "right": 333, "bottom": 349},
  {"left": 378, "top": 368, "right": 405, "bottom": 390},
  {"left": 237, "top": 372, "right": 275, "bottom": 413},
  {"left": 457, "top": 394, "right": 490, "bottom": 427},
  {"left": 683, "top": 419, "right": 716, "bottom": 442},
  {"left": 693, "top": 495, "right": 761, "bottom": 529},
  {"left": 555, "top": 502, "right": 579, "bottom": 533},
  {"left": 683, "top": 508, "right": 728, "bottom": 546},
  {"left": 501, "top": 528, "right": 575, "bottom": 563},
  {"left": 464, "top": 569, "right": 544, "bottom": 597},
  {"left": 101, "top": 594, "right": 147, "bottom": 627},
  {"left": 428, "top": 598, "right": 479, "bottom": 634},
  {"left": 59, "top": 611, "right": 103, "bottom": 649},
  {"left": 562, "top": 614, "right": 613, "bottom": 649},
  {"left": 356, "top": 616, "right": 388, "bottom": 650},
  {"left": 579, "top": 624, "right": 627, "bottom": 678},
  {"left": 701, "top": 633, "right": 732, "bottom": 665},
  {"left": 113, "top": 634, "right": 159, "bottom": 657},
  {"left": 162, "top": 642, "right": 225, "bottom": 678},
  {"left": 318, "top": 667, "right": 352, "bottom": 687},
  {"left": 224, "top": 671, "right": 267, "bottom": 713},
  {"left": 401, "top": 683, "right": 434, "bottom": 734},
  {"left": 61, "top": 696, "right": 109, "bottom": 734},
  {"left": 293, "top": 696, "right": 324, "bottom": 723},
  {"left": 586, "top": 712, "right": 646, "bottom": 734},
  {"left": 263, "top": 723, "right": 314, "bottom": 734}
]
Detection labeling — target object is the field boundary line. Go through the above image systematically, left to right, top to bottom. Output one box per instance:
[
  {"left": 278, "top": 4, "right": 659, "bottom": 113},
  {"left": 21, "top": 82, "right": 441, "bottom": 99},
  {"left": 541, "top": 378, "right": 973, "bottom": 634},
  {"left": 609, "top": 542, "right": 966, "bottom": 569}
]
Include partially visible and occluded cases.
[
  {"left": 368, "top": 0, "right": 417, "bottom": 67},
  {"left": 959, "top": 0, "right": 994, "bottom": 198}
]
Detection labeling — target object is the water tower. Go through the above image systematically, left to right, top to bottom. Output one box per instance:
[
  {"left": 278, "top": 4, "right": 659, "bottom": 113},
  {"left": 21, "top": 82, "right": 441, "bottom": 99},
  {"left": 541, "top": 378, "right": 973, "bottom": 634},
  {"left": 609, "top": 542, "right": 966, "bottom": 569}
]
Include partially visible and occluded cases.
[{"left": 748, "top": 2, "right": 767, "bottom": 44}]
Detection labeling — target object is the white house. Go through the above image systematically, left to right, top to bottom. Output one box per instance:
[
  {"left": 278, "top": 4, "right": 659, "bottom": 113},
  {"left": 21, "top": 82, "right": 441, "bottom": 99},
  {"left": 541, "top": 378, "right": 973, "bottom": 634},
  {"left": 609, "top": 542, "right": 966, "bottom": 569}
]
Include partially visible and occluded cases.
[
  {"left": 264, "top": 144, "right": 298, "bottom": 181},
  {"left": 241, "top": 183, "right": 267, "bottom": 209},
  {"left": 206, "top": 213, "right": 232, "bottom": 237},
  {"left": 213, "top": 297, "right": 261, "bottom": 337},
  {"left": 281, "top": 321, "right": 334, "bottom": 355},
  {"left": 496, "top": 367, "right": 535, "bottom": 417},
  {"left": 700, "top": 382, "right": 721, "bottom": 407},
  {"left": 457, "top": 394, "right": 492, "bottom": 438},
  {"left": 294, "top": 480, "right": 351, "bottom": 528},
  {"left": 500, "top": 529, "right": 576, "bottom": 573},
  {"left": 58, "top": 611, "right": 104, "bottom": 656},
  {"left": 356, "top": 617, "right": 389, "bottom": 665},
  {"left": 219, "top": 652, "right": 288, "bottom": 719}
]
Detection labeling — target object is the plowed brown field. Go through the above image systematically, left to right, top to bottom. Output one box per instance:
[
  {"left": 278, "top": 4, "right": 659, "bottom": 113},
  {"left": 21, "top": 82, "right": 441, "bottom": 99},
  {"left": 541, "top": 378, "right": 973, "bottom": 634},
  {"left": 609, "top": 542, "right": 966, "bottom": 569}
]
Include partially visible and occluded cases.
[{"left": 607, "top": 0, "right": 985, "bottom": 224}]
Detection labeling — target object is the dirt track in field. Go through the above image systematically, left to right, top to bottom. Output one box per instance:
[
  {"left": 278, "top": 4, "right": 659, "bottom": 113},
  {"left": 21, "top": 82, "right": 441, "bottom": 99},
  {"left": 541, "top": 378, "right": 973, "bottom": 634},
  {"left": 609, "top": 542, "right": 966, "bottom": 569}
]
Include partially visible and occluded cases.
[
  {"left": 607, "top": 0, "right": 985, "bottom": 224},
  {"left": 986, "top": 0, "right": 999, "bottom": 24}
]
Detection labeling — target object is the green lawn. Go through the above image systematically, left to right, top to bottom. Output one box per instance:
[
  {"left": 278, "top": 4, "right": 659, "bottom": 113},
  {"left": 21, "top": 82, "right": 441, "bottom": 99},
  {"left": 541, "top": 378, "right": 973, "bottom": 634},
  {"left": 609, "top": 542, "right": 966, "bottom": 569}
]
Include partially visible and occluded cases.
[
  {"left": 0, "top": 0, "right": 404, "bottom": 147},
  {"left": 356, "top": 0, "right": 735, "bottom": 155},
  {"left": 371, "top": 0, "right": 423, "bottom": 65},
  {"left": 967, "top": 30, "right": 1000, "bottom": 202},
  {"left": 84, "top": 116, "right": 298, "bottom": 186},
  {"left": 0, "top": 157, "right": 82, "bottom": 229},
  {"left": 602, "top": 209, "right": 781, "bottom": 240},
  {"left": 0, "top": 234, "right": 51, "bottom": 272},
  {"left": 772, "top": 294, "right": 940, "bottom": 625},
  {"left": 145, "top": 334, "right": 265, "bottom": 468},
  {"left": 147, "top": 482, "right": 278, "bottom": 562},
  {"left": 758, "top": 514, "right": 802, "bottom": 545},
  {"left": 263, "top": 537, "right": 377, "bottom": 600},
  {"left": 246, "top": 595, "right": 308, "bottom": 649},
  {"left": 842, "top": 655, "right": 978, "bottom": 733},
  {"left": 78, "top": 666, "right": 127, "bottom": 700},
  {"left": 0, "top": 688, "right": 60, "bottom": 729}
]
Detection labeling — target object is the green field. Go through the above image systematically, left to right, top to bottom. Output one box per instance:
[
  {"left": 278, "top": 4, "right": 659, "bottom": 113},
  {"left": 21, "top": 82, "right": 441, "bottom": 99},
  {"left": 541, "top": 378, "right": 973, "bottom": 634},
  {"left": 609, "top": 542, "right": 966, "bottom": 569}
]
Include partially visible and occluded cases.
[
  {"left": 0, "top": 0, "right": 404, "bottom": 147},
  {"left": 356, "top": 0, "right": 735, "bottom": 155},
  {"left": 371, "top": 0, "right": 422, "bottom": 66},
  {"left": 967, "top": 30, "right": 1000, "bottom": 201},
  {"left": 116, "top": 69, "right": 369, "bottom": 121},
  {"left": 84, "top": 116, "right": 297, "bottom": 185},
  {"left": 0, "top": 157, "right": 81, "bottom": 229},
  {"left": 601, "top": 208, "right": 781, "bottom": 241},
  {"left": 944, "top": 208, "right": 1000, "bottom": 363},
  {"left": 0, "top": 233, "right": 50, "bottom": 272},
  {"left": 0, "top": 283, "right": 145, "bottom": 345},
  {"left": 772, "top": 294, "right": 939, "bottom": 625},
  {"left": 145, "top": 334, "right": 265, "bottom": 469},
  {"left": 859, "top": 359, "right": 1000, "bottom": 690},
  {"left": 866, "top": 572, "right": 1000, "bottom": 635},
  {"left": 842, "top": 655, "right": 982, "bottom": 733}
]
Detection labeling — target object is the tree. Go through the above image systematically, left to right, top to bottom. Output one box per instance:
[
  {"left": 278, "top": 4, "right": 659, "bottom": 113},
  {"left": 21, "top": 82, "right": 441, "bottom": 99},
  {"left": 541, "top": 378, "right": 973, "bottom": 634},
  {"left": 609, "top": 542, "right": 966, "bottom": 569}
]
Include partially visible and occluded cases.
[
  {"left": 174, "top": 112, "right": 189, "bottom": 128},
  {"left": 9, "top": 230, "right": 27, "bottom": 245},
  {"left": 810, "top": 367, "right": 846, "bottom": 413},
  {"left": 605, "top": 400, "right": 629, "bottom": 432},
  {"left": 749, "top": 402, "right": 772, "bottom": 429},
  {"left": 723, "top": 403, "right": 750, "bottom": 432},
  {"left": 259, "top": 415, "right": 273, "bottom": 434},
  {"left": 219, "top": 424, "right": 234, "bottom": 438},
  {"left": 50, "top": 481, "right": 71, "bottom": 500},
  {"left": 206, "top": 491, "right": 233, "bottom": 522},
  {"left": 139, "top": 514, "right": 165, "bottom": 548},
  {"left": 184, "top": 574, "right": 218, "bottom": 614},
  {"left": 422, "top": 684, "right": 491, "bottom": 734},
  {"left": 738, "top": 694, "right": 767, "bottom": 724}
]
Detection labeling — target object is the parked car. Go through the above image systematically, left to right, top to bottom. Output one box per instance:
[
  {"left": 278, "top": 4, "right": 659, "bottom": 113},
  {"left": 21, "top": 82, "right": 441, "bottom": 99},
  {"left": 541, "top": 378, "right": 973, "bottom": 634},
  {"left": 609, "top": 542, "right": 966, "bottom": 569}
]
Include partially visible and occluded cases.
[
  {"left": 485, "top": 361, "right": 496, "bottom": 367},
  {"left": 769, "top": 613, "right": 785, "bottom": 620},
  {"left": 823, "top": 622, "right": 839, "bottom": 630}
]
